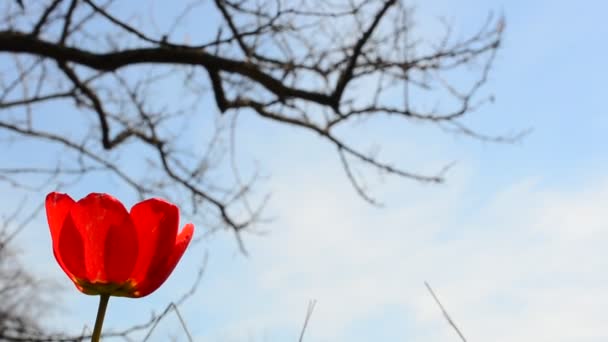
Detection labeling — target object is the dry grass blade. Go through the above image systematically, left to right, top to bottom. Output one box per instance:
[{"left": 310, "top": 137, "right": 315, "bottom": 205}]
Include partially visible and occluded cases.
[
  {"left": 425, "top": 281, "right": 467, "bottom": 342},
  {"left": 298, "top": 299, "right": 317, "bottom": 342}
]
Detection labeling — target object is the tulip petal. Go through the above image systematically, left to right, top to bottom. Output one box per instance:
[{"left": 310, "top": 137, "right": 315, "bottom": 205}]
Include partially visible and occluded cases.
[
  {"left": 45, "top": 192, "right": 74, "bottom": 245},
  {"left": 45, "top": 193, "right": 87, "bottom": 280},
  {"left": 70, "top": 193, "right": 138, "bottom": 283},
  {"left": 129, "top": 198, "right": 178, "bottom": 284},
  {"left": 57, "top": 215, "right": 87, "bottom": 282},
  {"left": 104, "top": 215, "right": 139, "bottom": 283},
  {"left": 135, "top": 223, "right": 194, "bottom": 297}
]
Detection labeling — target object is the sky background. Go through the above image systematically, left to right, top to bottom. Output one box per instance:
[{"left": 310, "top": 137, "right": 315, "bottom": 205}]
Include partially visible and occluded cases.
[{"left": 3, "top": 0, "right": 608, "bottom": 341}]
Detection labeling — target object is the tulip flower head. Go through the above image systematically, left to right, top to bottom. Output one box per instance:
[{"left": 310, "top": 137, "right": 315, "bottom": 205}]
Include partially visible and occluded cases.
[{"left": 45, "top": 192, "right": 194, "bottom": 298}]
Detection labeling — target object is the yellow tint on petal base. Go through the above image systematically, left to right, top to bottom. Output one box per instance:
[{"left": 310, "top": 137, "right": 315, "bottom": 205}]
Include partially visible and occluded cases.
[{"left": 73, "top": 277, "right": 139, "bottom": 297}]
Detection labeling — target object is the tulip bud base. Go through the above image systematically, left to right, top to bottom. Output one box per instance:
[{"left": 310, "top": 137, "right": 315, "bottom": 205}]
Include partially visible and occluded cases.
[{"left": 75, "top": 278, "right": 139, "bottom": 297}]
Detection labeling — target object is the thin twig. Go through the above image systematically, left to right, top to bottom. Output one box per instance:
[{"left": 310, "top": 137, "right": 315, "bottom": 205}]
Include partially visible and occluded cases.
[
  {"left": 425, "top": 281, "right": 467, "bottom": 342},
  {"left": 298, "top": 299, "right": 317, "bottom": 342}
]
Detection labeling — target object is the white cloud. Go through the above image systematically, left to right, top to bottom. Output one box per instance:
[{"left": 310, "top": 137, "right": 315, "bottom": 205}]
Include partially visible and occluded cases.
[{"left": 189, "top": 164, "right": 608, "bottom": 342}]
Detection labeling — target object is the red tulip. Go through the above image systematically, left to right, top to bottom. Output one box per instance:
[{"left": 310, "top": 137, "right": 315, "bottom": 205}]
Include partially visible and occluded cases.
[{"left": 45, "top": 192, "right": 194, "bottom": 298}]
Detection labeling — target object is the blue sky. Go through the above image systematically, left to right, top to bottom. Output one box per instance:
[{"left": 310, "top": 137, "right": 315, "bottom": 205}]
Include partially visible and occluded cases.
[{"left": 2, "top": 0, "right": 608, "bottom": 341}]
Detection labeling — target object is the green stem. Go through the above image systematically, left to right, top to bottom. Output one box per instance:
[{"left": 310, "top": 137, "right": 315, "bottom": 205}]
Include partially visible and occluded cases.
[{"left": 91, "top": 294, "right": 110, "bottom": 342}]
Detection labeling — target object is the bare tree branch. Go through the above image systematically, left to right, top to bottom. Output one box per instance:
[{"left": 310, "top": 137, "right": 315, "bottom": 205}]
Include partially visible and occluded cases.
[{"left": 0, "top": 0, "right": 513, "bottom": 254}]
